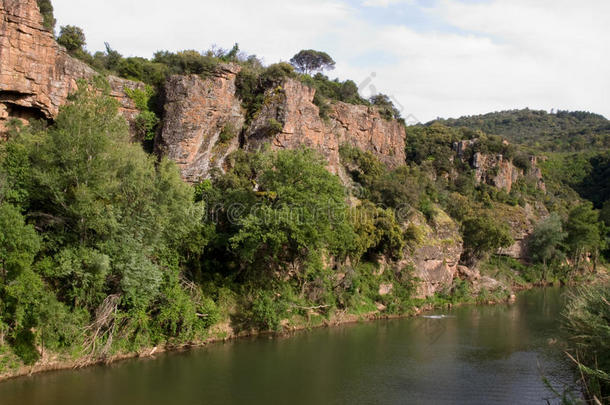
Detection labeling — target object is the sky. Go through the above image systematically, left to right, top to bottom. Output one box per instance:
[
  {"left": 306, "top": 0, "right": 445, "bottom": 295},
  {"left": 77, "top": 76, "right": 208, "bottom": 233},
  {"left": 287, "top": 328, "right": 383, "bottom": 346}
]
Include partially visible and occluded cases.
[{"left": 51, "top": 0, "right": 610, "bottom": 123}]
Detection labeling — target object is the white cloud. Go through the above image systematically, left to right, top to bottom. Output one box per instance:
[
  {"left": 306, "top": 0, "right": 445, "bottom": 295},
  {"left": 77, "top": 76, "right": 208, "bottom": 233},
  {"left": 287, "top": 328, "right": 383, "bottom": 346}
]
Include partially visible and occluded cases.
[
  {"left": 51, "top": 0, "right": 610, "bottom": 122},
  {"left": 361, "top": 0, "right": 414, "bottom": 7}
]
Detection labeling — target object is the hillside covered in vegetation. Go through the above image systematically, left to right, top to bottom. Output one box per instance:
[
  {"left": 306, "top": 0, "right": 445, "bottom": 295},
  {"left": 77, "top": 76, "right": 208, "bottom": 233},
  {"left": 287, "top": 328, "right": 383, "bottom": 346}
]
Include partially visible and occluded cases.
[
  {"left": 0, "top": 1, "right": 608, "bottom": 395},
  {"left": 433, "top": 109, "right": 610, "bottom": 152}
]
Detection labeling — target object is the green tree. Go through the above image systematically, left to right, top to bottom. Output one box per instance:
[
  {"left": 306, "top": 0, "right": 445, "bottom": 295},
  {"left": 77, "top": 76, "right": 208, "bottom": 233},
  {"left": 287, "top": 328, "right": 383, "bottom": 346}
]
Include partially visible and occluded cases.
[
  {"left": 36, "top": 0, "right": 56, "bottom": 31},
  {"left": 57, "top": 25, "right": 86, "bottom": 53},
  {"left": 290, "top": 50, "right": 336, "bottom": 75},
  {"left": 4, "top": 79, "right": 202, "bottom": 314},
  {"left": 370, "top": 94, "right": 401, "bottom": 121},
  {"left": 229, "top": 149, "right": 354, "bottom": 268},
  {"left": 350, "top": 202, "right": 404, "bottom": 261},
  {"left": 565, "top": 202, "right": 602, "bottom": 269},
  {"left": 0, "top": 203, "right": 44, "bottom": 363},
  {"left": 0, "top": 203, "right": 40, "bottom": 290},
  {"left": 527, "top": 213, "right": 566, "bottom": 267},
  {"left": 461, "top": 215, "right": 513, "bottom": 260}
]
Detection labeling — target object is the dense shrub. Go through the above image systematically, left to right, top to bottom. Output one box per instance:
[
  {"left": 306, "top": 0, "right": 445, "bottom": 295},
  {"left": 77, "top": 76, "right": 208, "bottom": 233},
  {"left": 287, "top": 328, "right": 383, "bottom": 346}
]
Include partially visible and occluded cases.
[
  {"left": 36, "top": 0, "right": 56, "bottom": 31},
  {"left": 57, "top": 25, "right": 86, "bottom": 53},
  {"left": 0, "top": 80, "right": 213, "bottom": 361},
  {"left": 370, "top": 94, "right": 402, "bottom": 121},
  {"left": 218, "top": 122, "right": 238, "bottom": 143},
  {"left": 461, "top": 215, "right": 513, "bottom": 260},
  {"left": 563, "top": 285, "right": 610, "bottom": 402}
]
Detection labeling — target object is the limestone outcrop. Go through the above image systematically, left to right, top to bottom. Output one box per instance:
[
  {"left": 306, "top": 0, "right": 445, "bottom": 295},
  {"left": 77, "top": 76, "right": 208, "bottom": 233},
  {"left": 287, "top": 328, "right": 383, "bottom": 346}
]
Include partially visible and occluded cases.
[{"left": 0, "top": 0, "right": 141, "bottom": 134}]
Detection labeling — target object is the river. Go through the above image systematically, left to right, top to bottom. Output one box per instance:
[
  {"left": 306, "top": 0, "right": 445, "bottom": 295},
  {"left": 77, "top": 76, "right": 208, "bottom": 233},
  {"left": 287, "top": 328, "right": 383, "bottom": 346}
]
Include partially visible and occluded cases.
[{"left": 0, "top": 287, "right": 579, "bottom": 404}]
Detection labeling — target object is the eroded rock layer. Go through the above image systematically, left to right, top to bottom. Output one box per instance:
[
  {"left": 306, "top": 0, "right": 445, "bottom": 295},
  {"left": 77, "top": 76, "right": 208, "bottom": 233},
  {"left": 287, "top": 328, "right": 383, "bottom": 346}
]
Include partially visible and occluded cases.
[
  {"left": 0, "top": 0, "right": 141, "bottom": 133},
  {"left": 159, "top": 66, "right": 406, "bottom": 182},
  {"left": 157, "top": 67, "right": 243, "bottom": 182}
]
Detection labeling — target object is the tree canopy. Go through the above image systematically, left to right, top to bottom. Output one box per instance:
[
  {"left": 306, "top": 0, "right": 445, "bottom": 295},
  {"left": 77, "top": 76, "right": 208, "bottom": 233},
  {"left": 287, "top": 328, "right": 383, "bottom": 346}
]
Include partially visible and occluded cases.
[
  {"left": 36, "top": 0, "right": 56, "bottom": 31},
  {"left": 57, "top": 25, "right": 86, "bottom": 53},
  {"left": 290, "top": 50, "right": 336, "bottom": 75}
]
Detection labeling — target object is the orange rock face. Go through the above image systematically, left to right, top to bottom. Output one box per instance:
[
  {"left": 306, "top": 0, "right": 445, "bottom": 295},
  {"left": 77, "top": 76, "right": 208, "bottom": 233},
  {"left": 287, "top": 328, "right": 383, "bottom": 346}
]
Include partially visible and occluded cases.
[
  {"left": 0, "top": 0, "right": 141, "bottom": 133},
  {"left": 158, "top": 67, "right": 244, "bottom": 182},
  {"left": 159, "top": 67, "right": 406, "bottom": 182},
  {"left": 247, "top": 78, "right": 406, "bottom": 175},
  {"left": 472, "top": 152, "right": 546, "bottom": 193}
]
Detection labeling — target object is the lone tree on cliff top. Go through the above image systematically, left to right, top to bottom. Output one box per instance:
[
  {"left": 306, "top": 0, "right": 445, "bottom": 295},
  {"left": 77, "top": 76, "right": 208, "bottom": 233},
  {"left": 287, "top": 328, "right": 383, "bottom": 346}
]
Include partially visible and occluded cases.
[
  {"left": 57, "top": 25, "right": 86, "bottom": 53},
  {"left": 290, "top": 50, "right": 336, "bottom": 75}
]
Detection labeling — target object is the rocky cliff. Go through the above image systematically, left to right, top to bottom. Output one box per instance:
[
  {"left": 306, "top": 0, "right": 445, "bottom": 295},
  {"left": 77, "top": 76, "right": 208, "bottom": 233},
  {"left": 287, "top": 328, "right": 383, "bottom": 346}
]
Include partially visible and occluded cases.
[
  {"left": 0, "top": 0, "right": 141, "bottom": 134},
  {"left": 159, "top": 65, "right": 406, "bottom": 182},
  {"left": 157, "top": 67, "right": 244, "bottom": 182},
  {"left": 245, "top": 78, "right": 406, "bottom": 176},
  {"left": 453, "top": 139, "right": 546, "bottom": 193},
  {"left": 472, "top": 152, "right": 546, "bottom": 193},
  {"left": 399, "top": 209, "right": 463, "bottom": 298}
]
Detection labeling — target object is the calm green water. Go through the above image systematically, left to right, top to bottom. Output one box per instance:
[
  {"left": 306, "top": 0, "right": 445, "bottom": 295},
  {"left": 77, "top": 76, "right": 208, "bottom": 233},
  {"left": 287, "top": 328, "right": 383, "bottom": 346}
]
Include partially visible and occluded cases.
[{"left": 0, "top": 287, "right": 578, "bottom": 404}]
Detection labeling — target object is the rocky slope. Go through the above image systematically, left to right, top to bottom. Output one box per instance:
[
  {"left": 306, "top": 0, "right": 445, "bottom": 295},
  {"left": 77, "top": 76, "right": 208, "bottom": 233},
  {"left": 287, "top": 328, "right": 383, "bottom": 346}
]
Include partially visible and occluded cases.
[
  {"left": 0, "top": 0, "right": 141, "bottom": 134},
  {"left": 159, "top": 65, "right": 406, "bottom": 182},
  {"left": 245, "top": 78, "right": 406, "bottom": 176},
  {"left": 453, "top": 138, "right": 546, "bottom": 193},
  {"left": 400, "top": 209, "right": 463, "bottom": 298}
]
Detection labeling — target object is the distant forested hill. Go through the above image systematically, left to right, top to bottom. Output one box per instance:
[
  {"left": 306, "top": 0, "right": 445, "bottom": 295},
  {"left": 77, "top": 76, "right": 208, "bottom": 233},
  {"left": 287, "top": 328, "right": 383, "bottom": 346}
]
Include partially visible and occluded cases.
[{"left": 432, "top": 109, "right": 610, "bottom": 152}]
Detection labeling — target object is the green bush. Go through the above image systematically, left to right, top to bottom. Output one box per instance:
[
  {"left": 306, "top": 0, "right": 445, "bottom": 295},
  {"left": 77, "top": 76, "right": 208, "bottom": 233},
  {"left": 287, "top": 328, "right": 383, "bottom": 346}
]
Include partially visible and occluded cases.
[
  {"left": 36, "top": 0, "right": 56, "bottom": 31},
  {"left": 153, "top": 50, "right": 219, "bottom": 78},
  {"left": 125, "top": 86, "right": 160, "bottom": 141},
  {"left": 370, "top": 94, "right": 401, "bottom": 121},
  {"left": 266, "top": 118, "right": 283, "bottom": 136},
  {"left": 218, "top": 123, "right": 238, "bottom": 143},
  {"left": 512, "top": 153, "right": 532, "bottom": 173},
  {"left": 419, "top": 197, "right": 437, "bottom": 222},
  {"left": 461, "top": 215, "right": 513, "bottom": 260},
  {"left": 563, "top": 284, "right": 610, "bottom": 401},
  {"left": 250, "top": 291, "right": 285, "bottom": 332}
]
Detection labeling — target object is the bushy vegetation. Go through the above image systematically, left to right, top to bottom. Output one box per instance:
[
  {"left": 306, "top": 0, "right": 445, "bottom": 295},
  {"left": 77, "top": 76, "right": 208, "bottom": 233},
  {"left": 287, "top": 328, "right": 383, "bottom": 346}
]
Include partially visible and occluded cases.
[
  {"left": 36, "top": 0, "right": 56, "bottom": 31},
  {"left": 2, "top": 2, "right": 608, "bottom": 379},
  {"left": 57, "top": 25, "right": 87, "bottom": 59},
  {"left": 235, "top": 62, "right": 296, "bottom": 124},
  {"left": 0, "top": 81, "right": 212, "bottom": 367},
  {"left": 125, "top": 85, "right": 160, "bottom": 141},
  {"left": 434, "top": 108, "right": 610, "bottom": 152},
  {"left": 461, "top": 215, "right": 513, "bottom": 261},
  {"left": 563, "top": 284, "right": 610, "bottom": 403}
]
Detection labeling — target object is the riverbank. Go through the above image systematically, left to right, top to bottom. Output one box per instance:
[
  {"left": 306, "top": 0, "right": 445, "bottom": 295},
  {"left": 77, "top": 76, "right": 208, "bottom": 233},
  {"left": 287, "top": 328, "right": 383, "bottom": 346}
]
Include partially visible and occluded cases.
[
  {"left": 2, "top": 268, "right": 607, "bottom": 384},
  {"left": 0, "top": 274, "right": 573, "bottom": 383},
  {"left": 0, "top": 286, "right": 579, "bottom": 405}
]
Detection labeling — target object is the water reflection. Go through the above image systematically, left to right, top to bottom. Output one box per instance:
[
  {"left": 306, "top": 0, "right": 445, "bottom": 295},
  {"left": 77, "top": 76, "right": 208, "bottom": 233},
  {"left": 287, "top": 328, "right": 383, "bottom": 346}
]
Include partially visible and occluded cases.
[{"left": 0, "top": 287, "right": 577, "bottom": 405}]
